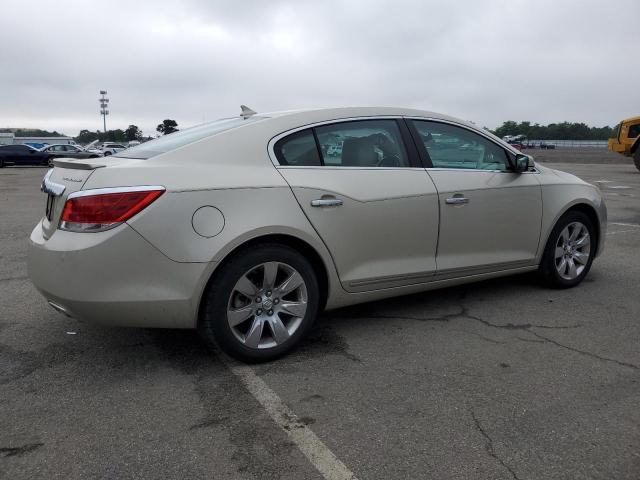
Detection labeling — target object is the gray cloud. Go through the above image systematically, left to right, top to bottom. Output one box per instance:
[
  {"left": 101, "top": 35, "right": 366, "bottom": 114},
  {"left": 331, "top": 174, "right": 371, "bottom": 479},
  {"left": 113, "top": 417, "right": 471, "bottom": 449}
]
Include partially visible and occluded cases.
[{"left": 0, "top": 0, "right": 638, "bottom": 136}]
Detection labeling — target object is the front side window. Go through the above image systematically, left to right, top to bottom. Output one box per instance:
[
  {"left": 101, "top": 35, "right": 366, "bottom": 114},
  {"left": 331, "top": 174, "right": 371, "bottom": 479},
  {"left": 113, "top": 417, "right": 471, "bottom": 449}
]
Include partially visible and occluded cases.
[
  {"left": 315, "top": 119, "right": 409, "bottom": 168},
  {"left": 411, "top": 120, "right": 510, "bottom": 171},
  {"left": 628, "top": 123, "right": 640, "bottom": 139}
]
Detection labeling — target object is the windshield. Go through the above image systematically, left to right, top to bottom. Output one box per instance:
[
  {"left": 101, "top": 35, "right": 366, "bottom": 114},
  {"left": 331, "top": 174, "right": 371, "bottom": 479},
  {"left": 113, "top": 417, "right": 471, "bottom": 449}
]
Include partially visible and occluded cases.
[{"left": 115, "top": 116, "right": 267, "bottom": 159}]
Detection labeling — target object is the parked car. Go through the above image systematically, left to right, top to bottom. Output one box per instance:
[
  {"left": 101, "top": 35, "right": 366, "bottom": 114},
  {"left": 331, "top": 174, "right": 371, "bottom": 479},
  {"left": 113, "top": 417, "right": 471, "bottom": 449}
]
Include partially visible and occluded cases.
[
  {"left": 28, "top": 107, "right": 607, "bottom": 362},
  {"left": 507, "top": 140, "right": 524, "bottom": 151},
  {"left": 100, "top": 143, "right": 127, "bottom": 156},
  {"left": 0, "top": 144, "right": 51, "bottom": 167},
  {"left": 40, "top": 144, "right": 103, "bottom": 159}
]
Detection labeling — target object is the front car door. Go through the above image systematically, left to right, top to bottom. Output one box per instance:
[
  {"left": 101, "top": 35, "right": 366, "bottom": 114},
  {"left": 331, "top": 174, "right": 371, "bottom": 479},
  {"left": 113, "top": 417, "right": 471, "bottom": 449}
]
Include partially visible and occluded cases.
[
  {"left": 273, "top": 118, "right": 440, "bottom": 292},
  {"left": 407, "top": 119, "right": 543, "bottom": 279},
  {"left": 63, "top": 145, "right": 80, "bottom": 157}
]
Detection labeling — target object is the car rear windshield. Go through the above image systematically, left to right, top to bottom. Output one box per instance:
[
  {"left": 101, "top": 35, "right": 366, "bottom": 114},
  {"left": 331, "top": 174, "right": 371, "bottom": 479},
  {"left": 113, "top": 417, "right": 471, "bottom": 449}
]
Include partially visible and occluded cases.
[{"left": 115, "top": 116, "right": 267, "bottom": 159}]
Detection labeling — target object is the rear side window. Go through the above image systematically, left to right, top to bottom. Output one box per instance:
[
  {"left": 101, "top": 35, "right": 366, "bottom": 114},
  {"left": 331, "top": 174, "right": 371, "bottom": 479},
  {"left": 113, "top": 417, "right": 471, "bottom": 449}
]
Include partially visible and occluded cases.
[
  {"left": 315, "top": 119, "right": 409, "bottom": 168},
  {"left": 274, "top": 129, "right": 321, "bottom": 166}
]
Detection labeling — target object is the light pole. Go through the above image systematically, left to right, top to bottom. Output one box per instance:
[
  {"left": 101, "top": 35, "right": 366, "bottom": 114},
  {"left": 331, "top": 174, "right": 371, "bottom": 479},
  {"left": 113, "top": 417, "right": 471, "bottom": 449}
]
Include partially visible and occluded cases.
[{"left": 99, "top": 90, "right": 109, "bottom": 133}]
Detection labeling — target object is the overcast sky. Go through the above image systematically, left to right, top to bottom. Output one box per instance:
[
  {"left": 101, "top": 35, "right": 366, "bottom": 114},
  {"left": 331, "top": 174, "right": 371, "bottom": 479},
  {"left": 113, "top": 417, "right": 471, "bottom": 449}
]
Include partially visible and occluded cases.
[{"left": 1, "top": 0, "right": 638, "bottom": 136}]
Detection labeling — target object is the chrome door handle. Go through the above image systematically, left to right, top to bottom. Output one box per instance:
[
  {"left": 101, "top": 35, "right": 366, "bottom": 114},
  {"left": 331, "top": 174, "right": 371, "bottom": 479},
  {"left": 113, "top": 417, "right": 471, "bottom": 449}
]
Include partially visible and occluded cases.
[
  {"left": 445, "top": 196, "right": 469, "bottom": 205},
  {"left": 311, "top": 198, "right": 343, "bottom": 207}
]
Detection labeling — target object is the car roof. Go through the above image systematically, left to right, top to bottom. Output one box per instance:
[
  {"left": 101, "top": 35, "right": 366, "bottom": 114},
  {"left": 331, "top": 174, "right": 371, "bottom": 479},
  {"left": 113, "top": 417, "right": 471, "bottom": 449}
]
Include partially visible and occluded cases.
[
  {"left": 260, "top": 106, "right": 465, "bottom": 124},
  {"left": 250, "top": 107, "right": 515, "bottom": 153}
]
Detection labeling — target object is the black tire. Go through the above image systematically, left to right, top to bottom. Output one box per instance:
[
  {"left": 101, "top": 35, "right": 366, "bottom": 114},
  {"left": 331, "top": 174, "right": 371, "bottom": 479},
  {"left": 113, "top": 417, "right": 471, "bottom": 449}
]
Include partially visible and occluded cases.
[
  {"left": 633, "top": 148, "right": 640, "bottom": 173},
  {"left": 104, "top": 151, "right": 111, "bottom": 156},
  {"left": 0, "top": 157, "right": 4, "bottom": 168},
  {"left": 539, "top": 210, "right": 596, "bottom": 288},
  {"left": 199, "top": 243, "right": 320, "bottom": 362}
]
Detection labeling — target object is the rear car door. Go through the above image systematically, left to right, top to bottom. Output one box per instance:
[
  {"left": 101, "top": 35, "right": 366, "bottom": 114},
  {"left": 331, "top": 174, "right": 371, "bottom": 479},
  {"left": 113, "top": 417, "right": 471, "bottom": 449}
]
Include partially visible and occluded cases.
[
  {"left": 273, "top": 118, "right": 440, "bottom": 292},
  {"left": 408, "top": 119, "right": 543, "bottom": 278}
]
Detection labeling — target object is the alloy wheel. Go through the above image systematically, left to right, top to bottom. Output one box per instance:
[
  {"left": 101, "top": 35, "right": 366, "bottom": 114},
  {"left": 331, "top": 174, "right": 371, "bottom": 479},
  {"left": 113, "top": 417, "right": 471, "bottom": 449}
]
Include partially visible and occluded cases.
[
  {"left": 554, "top": 221, "right": 591, "bottom": 280},
  {"left": 227, "top": 261, "right": 308, "bottom": 349}
]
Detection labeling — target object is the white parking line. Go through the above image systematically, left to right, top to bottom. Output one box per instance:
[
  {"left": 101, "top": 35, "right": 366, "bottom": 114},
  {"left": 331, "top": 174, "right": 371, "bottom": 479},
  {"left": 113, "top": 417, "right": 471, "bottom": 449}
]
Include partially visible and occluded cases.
[
  {"left": 611, "top": 222, "right": 640, "bottom": 228},
  {"left": 607, "top": 230, "right": 639, "bottom": 236},
  {"left": 222, "top": 356, "right": 359, "bottom": 480}
]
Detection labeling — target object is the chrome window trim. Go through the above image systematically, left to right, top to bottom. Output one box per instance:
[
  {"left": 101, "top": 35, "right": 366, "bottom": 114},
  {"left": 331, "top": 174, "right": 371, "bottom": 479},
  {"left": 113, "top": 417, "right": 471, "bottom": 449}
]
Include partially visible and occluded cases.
[
  {"left": 267, "top": 114, "right": 532, "bottom": 172},
  {"left": 267, "top": 115, "right": 404, "bottom": 168},
  {"left": 275, "top": 166, "right": 427, "bottom": 171},
  {"left": 426, "top": 167, "right": 540, "bottom": 174},
  {"left": 41, "top": 169, "right": 66, "bottom": 197},
  {"left": 67, "top": 185, "right": 166, "bottom": 199}
]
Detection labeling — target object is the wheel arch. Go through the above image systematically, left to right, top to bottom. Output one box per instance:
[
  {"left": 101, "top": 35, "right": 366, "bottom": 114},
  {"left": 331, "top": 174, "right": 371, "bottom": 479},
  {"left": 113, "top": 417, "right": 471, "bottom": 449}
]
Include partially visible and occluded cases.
[
  {"left": 540, "top": 201, "right": 602, "bottom": 261},
  {"left": 196, "top": 233, "right": 331, "bottom": 328}
]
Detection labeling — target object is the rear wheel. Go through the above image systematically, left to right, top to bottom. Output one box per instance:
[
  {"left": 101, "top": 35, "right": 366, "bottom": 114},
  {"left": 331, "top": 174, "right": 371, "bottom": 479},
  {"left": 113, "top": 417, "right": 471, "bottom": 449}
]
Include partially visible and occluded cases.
[
  {"left": 633, "top": 148, "right": 640, "bottom": 172},
  {"left": 0, "top": 157, "right": 4, "bottom": 168},
  {"left": 539, "top": 210, "right": 596, "bottom": 288},
  {"left": 199, "top": 244, "right": 320, "bottom": 362}
]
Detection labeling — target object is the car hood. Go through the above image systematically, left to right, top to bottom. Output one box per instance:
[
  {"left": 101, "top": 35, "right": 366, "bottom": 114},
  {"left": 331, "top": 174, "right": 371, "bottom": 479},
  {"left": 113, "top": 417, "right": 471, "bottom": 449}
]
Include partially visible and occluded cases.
[{"left": 536, "top": 163, "right": 590, "bottom": 186}]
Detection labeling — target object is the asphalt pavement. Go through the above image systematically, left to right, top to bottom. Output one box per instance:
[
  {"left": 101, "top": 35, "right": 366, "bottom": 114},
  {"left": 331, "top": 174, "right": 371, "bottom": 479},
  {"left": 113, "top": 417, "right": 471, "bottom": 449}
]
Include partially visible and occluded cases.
[{"left": 1, "top": 156, "right": 639, "bottom": 480}]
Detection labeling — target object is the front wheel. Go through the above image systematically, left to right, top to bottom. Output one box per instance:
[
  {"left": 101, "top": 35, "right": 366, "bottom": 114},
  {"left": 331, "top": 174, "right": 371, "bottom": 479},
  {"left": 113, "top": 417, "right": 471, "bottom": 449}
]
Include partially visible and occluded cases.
[
  {"left": 633, "top": 148, "right": 640, "bottom": 172},
  {"left": 104, "top": 151, "right": 111, "bottom": 156},
  {"left": 539, "top": 210, "right": 596, "bottom": 288},
  {"left": 199, "top": 244, "right": 320, "bottom": 362}
]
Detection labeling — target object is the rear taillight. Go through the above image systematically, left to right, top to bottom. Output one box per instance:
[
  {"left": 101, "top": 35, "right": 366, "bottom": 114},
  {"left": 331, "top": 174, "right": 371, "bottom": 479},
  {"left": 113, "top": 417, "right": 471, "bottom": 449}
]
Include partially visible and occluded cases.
[{"left": 60, "top": 186, "right": 165, "bottom": 232}]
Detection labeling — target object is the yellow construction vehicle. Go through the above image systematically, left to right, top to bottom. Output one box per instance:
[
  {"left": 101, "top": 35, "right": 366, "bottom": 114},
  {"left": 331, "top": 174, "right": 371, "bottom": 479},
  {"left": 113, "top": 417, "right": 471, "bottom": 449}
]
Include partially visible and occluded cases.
[{"left": 608, "top": 116, "right": 640, "bottom": 171}]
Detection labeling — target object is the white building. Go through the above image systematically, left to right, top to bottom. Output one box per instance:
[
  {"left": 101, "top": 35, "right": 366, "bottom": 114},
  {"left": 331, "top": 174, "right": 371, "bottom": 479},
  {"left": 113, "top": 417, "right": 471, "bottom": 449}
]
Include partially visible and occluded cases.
[{"left": 0, "top": 133, "right": 74, "bottom": 147}]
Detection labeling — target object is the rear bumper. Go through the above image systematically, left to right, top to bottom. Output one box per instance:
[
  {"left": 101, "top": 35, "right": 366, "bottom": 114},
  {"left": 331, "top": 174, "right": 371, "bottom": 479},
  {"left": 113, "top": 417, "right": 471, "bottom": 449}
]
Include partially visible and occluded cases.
[{"left": 28, "top": 221, "right": 210, "bottom": 328}]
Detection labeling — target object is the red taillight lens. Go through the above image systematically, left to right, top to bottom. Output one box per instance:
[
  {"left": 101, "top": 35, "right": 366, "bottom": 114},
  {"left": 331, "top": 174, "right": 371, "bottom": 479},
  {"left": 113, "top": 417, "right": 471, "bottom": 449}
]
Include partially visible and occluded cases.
[{"left": 60, "top": 188, "right": 164, "bottom": 232}]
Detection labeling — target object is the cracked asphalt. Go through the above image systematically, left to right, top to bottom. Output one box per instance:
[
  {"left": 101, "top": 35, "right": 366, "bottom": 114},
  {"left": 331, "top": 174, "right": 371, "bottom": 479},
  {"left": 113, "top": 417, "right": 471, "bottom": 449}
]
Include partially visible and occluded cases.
[{"left": 1, "top": 154, "right": 639, "bottom": 480}]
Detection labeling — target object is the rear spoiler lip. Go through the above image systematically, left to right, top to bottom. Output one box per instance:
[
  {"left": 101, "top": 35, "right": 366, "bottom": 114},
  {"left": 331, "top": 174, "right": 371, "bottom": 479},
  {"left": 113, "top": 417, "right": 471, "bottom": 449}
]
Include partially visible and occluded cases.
[{"left": 52, "top": 158, "right": 107, "bottom": 170}]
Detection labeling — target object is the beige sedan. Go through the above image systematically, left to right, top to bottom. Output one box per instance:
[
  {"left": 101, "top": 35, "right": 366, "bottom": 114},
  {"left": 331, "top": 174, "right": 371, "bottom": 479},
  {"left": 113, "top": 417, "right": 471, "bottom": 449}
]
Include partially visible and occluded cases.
[{"left": 28, "top": 107, "right": 606, "bottom": 361}]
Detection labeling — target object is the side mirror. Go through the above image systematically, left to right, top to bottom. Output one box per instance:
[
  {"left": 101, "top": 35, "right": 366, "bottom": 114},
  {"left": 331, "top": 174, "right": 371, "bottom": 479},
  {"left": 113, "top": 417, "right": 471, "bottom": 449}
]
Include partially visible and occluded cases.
[{"left": 514, "top": 153, "right": 534, "bottom": 173}]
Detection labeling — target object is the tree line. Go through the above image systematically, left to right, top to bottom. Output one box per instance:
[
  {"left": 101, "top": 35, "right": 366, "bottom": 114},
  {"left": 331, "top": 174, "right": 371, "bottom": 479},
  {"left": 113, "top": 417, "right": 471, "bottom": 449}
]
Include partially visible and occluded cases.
[
  {"left": 2, "top": 119, "right": 180, "bottom": 145},
  {"left": 75, "top": 119, "right": 180, "bottom": 144},
  {"left": 492, "top": 121, "right": 616, "bottom": 141}
]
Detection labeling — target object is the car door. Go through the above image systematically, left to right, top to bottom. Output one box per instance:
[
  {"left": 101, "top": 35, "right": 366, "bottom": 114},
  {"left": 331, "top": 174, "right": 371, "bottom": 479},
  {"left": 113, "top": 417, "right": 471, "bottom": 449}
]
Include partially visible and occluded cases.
[
  {"left": 273, "top": 118, "right": 440, "bottom": 292},
  {"left": 408, "top": 119, "right": 543, "bottom": 278},
  {"left": 0, "top": 145, "right": 16, "bottom": 164},
  {"left": 14, "top": 145, "right": 38, "bottom": 165},
  {"left": 45, "top": 145, "right": 64, "bottom": 158},
  {"left": 63, "top": 145, "right": 83, "bottom": 158}
]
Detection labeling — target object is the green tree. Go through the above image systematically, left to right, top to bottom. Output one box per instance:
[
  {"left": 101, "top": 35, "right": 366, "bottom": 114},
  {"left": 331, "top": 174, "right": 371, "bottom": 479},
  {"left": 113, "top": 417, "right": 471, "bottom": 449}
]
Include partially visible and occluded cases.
[
  {"left": 156, "top": 119, "right": 178, "bottom": 135},
  {"left": 493, "top": 121, "right": 615, "bottom": 140},
  {"left": 124, "top": 125, "right": 143, "bottom": 142},
  {"left": 75, "top": 129, "right": 99, "bottom": 144}
]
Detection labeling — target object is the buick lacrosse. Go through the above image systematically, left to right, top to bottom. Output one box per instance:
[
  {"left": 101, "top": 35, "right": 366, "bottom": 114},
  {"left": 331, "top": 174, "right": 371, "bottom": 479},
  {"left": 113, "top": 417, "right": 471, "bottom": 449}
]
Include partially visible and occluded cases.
[{"left": 28, "top": 107, "right": 606, "bottom": 361}]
